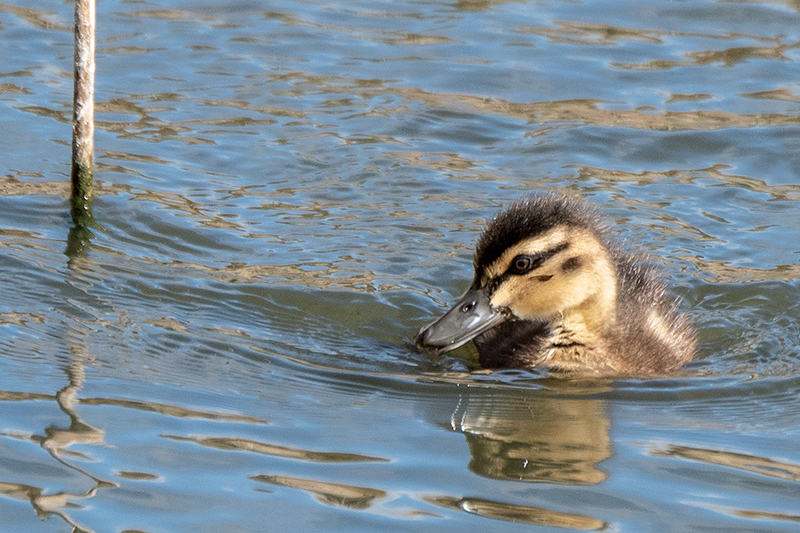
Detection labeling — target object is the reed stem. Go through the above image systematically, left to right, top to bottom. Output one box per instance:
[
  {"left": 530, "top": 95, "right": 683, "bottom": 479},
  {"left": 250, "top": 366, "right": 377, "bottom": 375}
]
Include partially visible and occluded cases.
[{"left": 71, "top": 0, "right": 95, "bottom": 204}]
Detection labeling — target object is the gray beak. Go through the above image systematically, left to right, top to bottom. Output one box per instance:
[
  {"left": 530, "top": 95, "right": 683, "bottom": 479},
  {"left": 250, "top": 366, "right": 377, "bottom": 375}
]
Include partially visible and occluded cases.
[{"left": 416, "top": 288, "right": 510, "bottom": 353}]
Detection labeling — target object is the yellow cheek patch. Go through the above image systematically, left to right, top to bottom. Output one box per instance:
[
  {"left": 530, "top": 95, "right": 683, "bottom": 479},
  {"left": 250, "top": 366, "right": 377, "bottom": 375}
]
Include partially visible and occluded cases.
[
  {"left": 476, "top": 227, "right": 616, "bottom": 321},
  {"left": 489, "top": 278, "right": 519, "bottom": 308}
]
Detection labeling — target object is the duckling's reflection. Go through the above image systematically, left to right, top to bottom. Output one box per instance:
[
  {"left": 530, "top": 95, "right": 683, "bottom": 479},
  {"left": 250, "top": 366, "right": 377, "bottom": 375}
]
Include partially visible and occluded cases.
[{"left": 444, "top": 384, "right": 611, "bottom": 484}]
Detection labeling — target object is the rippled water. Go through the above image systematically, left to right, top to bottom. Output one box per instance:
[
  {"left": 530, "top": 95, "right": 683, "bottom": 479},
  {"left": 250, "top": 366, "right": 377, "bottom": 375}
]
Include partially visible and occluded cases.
[{"left": 1, "top": 0, "right": 800, "bottom": 531}]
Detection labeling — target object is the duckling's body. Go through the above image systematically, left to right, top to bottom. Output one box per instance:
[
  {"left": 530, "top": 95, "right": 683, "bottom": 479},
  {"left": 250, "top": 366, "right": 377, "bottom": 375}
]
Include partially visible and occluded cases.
[{"left": 416, "top": 193, "right": 695, "bottom": 376}]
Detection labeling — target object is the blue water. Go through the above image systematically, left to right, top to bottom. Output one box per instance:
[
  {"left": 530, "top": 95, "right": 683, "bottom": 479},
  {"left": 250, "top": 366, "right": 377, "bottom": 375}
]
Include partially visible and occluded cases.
[{"left": 1, "top": 0, "right": 799, "bottom": 531}]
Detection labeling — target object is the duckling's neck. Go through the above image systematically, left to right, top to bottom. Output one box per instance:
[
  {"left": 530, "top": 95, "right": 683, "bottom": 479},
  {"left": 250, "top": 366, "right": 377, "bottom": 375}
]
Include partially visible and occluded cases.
[{"left": 542, "top": 280, "right": 618, "bottom": 373}]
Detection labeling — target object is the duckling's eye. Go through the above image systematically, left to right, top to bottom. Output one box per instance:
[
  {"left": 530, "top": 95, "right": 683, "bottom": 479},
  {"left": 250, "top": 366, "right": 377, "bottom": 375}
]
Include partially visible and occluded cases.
[{"left": 509, "top": 254, "right": 542, "bottom": 275}]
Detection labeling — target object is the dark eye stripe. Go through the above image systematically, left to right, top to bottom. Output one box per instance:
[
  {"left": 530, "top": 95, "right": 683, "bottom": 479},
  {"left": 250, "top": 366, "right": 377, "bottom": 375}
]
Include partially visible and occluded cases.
[
  {"left": 479, "top": 242, "right": 570, "bottom": 296},
  {"left": 507, "top": 242, "right": 569, "bottom": 276}
]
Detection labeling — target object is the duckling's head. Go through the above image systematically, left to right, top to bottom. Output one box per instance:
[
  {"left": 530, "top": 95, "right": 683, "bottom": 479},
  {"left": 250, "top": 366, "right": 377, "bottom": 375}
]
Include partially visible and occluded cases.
[{"left": 416, "top": 192, "right": 618, "bottom": 355}]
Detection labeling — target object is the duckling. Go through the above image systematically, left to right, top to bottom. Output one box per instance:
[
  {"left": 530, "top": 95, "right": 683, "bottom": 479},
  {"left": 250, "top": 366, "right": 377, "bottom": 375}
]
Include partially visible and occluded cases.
[{"left": 416, "top": 192, "right": 695, "bottom": 375}]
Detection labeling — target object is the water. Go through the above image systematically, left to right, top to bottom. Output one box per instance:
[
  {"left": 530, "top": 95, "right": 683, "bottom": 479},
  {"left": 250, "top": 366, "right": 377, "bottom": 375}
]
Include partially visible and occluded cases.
[{"left": 1, "top": 0, "right": 800, "bottom": 531}]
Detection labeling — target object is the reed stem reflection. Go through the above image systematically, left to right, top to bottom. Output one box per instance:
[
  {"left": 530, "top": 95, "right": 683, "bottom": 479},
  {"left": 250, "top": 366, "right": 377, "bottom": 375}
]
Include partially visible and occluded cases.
[{"left": 25, "top": 349, "right": 114, "bottom": 533}]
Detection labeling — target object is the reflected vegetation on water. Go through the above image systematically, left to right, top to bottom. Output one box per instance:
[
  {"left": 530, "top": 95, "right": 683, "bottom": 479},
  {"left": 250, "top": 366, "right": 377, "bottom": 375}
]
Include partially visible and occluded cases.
[
  {"left": 1, "top": 0, "right": 800, "bottom": 531},
  {"left": 165, "top": 434, "right": 389, "bottom": 463},
  {"left": 653, "top": 444, "right": 800, "bottom": 483},
  {"left": 251, "top": 474, "right": 388, "bottom": 510},
  {"left": 425, "top": 495, "right": 608, "bottom": 530}
]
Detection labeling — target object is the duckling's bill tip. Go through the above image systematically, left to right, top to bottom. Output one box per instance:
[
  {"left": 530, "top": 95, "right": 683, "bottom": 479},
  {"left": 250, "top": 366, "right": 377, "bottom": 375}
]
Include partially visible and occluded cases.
[{"left": 416, "top": 288, "right": 509, "bottom": 354}]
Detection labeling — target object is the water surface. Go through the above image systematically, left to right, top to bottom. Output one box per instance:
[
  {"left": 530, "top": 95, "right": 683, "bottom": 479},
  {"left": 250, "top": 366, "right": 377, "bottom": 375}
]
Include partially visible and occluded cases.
[{"left": 1, "top": 0, "right": 799, "bottom": 531}]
